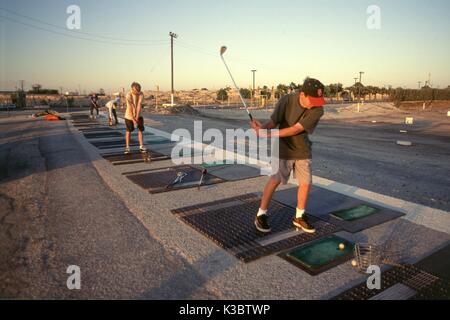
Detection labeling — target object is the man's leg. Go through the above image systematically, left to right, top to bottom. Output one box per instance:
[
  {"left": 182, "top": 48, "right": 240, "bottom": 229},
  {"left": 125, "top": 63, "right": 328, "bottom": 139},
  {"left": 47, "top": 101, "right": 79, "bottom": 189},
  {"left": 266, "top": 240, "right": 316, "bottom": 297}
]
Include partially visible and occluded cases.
[
  {"left": 90, "top": 105, "right": 94, "bottom": 117},
  {"left": 112, "top": 109, "right": 118, "bottom": 125},
  {"left": 137, "top": 117, "right": 146, "bottom": 152},
  {"left": 138, "top": 130, "right": 144, "bottom": 148},
  {"left": 125, "top": 131, "right": 131, "bottom": 148},
  {"left": 293, "top": 160, "right": 315, "bottom": 233},
  {"left": 260, "top": 177, "right": 281, "bottom": 210},
  {"left": 297, "top": 183, "right": 311, "bottom": 211}
]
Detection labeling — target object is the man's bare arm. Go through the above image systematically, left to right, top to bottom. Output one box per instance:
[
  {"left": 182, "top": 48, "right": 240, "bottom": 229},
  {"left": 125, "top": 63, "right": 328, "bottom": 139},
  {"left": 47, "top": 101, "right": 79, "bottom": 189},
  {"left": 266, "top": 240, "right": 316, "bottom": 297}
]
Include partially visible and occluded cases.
[
  {"left": 261, "top": 120, "right": 277, "bottom": 130},
  {"left": 257, "top": 123, "right": 305, "bottom": 138}
]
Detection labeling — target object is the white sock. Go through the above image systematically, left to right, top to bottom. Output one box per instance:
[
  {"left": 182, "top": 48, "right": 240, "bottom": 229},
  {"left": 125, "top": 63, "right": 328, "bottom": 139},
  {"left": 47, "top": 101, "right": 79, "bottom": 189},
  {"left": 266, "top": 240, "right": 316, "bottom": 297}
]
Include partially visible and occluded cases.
[
  {"left": 257, "top": 208, "right": 268, "bottom": 217},
  {"left": 296, "top": 208, "right": 305, "bottom": 219}
]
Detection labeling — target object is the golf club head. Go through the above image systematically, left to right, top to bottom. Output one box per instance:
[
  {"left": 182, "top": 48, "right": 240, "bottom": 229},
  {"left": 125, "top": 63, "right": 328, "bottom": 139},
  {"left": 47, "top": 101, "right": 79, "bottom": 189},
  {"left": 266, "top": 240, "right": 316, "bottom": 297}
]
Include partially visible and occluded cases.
[{"left": 220, "top": 46, "right": 227, "bottom": 56}]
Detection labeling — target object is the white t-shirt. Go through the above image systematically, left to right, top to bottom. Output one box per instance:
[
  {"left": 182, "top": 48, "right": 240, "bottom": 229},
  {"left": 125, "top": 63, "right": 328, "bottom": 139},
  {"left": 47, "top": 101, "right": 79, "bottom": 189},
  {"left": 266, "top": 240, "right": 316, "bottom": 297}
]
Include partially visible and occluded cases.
[{"left": 106, "top": 100, "right": 116, "bottom": 110}]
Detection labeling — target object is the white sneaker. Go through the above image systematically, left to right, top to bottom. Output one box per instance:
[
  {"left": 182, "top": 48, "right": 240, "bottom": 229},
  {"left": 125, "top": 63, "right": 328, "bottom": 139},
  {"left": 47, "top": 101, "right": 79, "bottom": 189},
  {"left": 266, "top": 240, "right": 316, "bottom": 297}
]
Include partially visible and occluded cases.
[
  {"left": 140, "top": 146, "right": 147, "bottom": 153},
  {"left": 124, "top": 147, "right": 131, "bottom": 155}
]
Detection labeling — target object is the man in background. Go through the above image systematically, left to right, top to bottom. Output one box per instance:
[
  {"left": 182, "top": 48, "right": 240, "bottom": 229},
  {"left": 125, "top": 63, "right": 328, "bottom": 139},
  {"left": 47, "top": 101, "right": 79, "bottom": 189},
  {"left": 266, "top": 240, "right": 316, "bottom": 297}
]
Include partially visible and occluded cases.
[{"left": 124, "top": 82, "right": 147, "bottom": 154}]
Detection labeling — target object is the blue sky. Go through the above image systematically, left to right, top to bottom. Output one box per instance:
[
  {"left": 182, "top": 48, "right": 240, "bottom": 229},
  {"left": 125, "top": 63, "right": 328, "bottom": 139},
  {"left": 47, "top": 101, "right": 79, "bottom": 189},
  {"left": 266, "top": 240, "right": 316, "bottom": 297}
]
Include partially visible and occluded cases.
[{"left": 1, "top": 0, "right": 449, "bottom": 93}]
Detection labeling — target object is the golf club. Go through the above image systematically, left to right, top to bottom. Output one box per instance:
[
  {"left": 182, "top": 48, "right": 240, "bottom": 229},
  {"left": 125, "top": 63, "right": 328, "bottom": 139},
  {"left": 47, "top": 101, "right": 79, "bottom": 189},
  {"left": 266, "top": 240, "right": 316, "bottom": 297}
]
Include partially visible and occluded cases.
[
  {"left": 220, "top": 46, "right": 253, "bottom": 121},
  {"left": 197, "top": 169, "right": 207, "bottom": 190},
  {"left": 166, "top": 172, "right": 188, "bottom": 189}
]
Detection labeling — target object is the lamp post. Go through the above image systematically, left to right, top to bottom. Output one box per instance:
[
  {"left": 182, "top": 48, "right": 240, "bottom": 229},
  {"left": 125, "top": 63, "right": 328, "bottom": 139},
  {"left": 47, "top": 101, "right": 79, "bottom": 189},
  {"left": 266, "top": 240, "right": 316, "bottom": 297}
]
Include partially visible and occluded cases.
[{"left": 169, "top": 32, "right": 178, "bottom": 106}]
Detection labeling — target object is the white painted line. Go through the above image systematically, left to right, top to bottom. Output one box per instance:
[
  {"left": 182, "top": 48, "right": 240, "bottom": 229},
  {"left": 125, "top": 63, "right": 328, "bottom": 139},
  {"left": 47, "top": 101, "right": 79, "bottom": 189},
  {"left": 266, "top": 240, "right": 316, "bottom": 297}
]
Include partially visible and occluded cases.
[
  {"left": 106, "top": 113, "right": 450, "bottom": 235},
  {"left": 397, "top": 141, "right": 413, "bottom": 146}
]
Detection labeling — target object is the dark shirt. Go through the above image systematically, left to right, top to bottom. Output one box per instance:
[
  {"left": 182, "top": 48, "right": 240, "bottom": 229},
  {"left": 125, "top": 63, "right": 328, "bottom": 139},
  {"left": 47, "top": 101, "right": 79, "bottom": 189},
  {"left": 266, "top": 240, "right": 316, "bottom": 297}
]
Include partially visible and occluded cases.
[
  {"left": 270, "top": 92, "right": 324, "bottom": 160},
  {"left": 90, "top": 96, "right": 99, "bottom": 107}
]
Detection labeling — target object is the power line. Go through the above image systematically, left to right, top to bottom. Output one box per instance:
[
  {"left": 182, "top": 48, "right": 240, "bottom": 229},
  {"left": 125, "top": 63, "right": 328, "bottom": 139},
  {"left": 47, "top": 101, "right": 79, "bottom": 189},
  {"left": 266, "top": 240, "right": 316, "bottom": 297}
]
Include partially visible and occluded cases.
[
  {"left": 0, "top": 7, "right": 166, "bottom": 43},
  {"left": 0, "top": 14, "right": 168, "bottom": 47}
]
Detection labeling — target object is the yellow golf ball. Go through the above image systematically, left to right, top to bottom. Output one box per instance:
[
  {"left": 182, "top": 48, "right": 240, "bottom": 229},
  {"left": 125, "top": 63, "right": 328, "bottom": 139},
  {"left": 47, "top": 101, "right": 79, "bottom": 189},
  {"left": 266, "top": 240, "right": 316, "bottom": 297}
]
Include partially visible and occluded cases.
[
  {"left": 339, "top": 243, "right": 346, "bottom": 250},
  {"left": 351, "top": 260, "right": 358, "bottom": 268}
]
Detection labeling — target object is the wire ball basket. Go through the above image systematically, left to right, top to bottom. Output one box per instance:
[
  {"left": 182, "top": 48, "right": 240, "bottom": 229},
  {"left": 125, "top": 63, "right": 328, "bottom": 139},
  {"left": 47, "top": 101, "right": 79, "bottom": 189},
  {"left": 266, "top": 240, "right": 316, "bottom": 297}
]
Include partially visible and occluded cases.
[{"left": 353, "top": 243, "right": 403, "bottom": 273}]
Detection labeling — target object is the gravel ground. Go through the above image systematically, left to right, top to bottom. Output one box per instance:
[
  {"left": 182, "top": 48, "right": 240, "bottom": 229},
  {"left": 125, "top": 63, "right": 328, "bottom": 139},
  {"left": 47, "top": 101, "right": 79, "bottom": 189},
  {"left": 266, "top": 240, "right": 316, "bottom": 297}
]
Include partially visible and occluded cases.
[{"left": 0, "top": 115, "right": 216, "bottom": 299}]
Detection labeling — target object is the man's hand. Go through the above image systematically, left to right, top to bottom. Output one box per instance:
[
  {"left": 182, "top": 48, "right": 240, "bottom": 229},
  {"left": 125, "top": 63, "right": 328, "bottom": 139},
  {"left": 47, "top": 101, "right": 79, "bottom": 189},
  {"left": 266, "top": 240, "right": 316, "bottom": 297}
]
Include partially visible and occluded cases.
[{"left": 250, "top": 120, "right": 262, "bottom": 132}]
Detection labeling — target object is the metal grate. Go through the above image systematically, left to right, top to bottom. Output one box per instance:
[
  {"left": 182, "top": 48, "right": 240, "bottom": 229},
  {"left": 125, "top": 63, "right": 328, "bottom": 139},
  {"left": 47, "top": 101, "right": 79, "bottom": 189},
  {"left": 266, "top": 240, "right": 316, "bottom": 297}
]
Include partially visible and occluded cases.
[
  {"left": 71, "top": 114, "right": 90, "bottom": 120},
  {"left": 79, "top": 127, "right": 115, "bottom": 133},
  {"left": 84, "top": 131, "right": 124, "bottom": 139},
  {"left": 90, "top": 140, "right": 140, "bottom": 149},
  {"left": 103, "top": 151, "right": 170, "bottom": 165},
  {"left": 125, "top": 165, "right": 225, "bottom": 194},
  {"left": 172, "top": 194, "right": 340, "bottom": 263},
  {"left": 333, "top": 265, "right": 450, "bottom": 300}
]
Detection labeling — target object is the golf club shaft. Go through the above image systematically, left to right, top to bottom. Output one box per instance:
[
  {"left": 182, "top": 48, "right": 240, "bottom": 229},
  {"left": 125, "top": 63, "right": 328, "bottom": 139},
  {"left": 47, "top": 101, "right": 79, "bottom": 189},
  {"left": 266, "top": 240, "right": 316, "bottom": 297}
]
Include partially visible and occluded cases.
[{"left": 220, "top": 56, "right": 253, "bottom": 121}]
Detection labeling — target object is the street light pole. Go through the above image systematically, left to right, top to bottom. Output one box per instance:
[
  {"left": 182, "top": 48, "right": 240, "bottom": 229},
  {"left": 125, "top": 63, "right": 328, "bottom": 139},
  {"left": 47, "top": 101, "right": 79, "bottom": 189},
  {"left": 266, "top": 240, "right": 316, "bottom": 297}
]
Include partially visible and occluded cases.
[
  {"left": 169, "top": 32, "right": 178, "bottom": 106},
  {"left": 358, "top": 71, "right": 365, "bottom": 102}
]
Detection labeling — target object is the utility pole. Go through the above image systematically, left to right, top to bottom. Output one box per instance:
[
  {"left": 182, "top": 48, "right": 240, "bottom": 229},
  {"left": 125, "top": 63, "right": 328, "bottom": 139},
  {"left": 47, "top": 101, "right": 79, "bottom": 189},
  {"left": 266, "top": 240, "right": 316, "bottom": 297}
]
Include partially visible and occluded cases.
[
  {"left": 169, "top": 32, "right": 178, "bottom": 106},
  {"left": 251, "top": 70, "right": 257, "bottom": 108},
  {"left": 358, "top": 71, "right": 365, "bottom": 102},
  {"left": 19, "top": 80, "right": 25, "bottom": 91},
  {"left": 418, "top": 82, "right": 422, "bottom": 89},
  {"left": 155, "top": 85, "right": 159, "bottom": 108}
]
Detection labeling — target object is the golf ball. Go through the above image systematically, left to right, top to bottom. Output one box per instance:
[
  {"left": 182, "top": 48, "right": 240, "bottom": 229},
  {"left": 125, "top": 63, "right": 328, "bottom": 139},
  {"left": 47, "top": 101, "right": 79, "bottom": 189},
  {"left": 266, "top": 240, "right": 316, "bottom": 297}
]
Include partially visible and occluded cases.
[
  {"left": 339, "top": 243, "right": 346, "bottom": 250},
  {"left": 351, "top": 260, "right": 358, "bottom": 268}
]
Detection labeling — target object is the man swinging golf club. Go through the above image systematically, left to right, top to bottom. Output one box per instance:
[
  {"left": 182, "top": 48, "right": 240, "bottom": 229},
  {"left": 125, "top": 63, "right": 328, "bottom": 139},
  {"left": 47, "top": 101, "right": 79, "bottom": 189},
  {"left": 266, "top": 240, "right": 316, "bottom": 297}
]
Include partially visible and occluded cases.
[{"left": 251, "top": 78, "right": 325, "bottom": 234}]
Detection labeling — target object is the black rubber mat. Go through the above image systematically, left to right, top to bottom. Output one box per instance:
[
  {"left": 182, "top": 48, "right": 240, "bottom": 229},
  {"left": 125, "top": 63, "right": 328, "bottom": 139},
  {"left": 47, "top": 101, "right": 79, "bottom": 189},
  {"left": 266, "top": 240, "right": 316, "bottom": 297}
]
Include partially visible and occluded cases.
[
  {"left": 73, "top": 123, "right": 101, "bottom": 128},
  {"left": 79, "top": 128, "right": 115, "bottom": 133},
  {"left": 84, "top": 131, "right": 124, "bottom": 139},
  {"left": 143, "top": 136, "right": 172, "bottom": 145},
  {"left": 90, "top": 140, "right": 139, "bottom": 149},
  {"left": 103, "top": 150, "right": 170, "bottom": 165},
  {"left": 193, "top": 164, "right": 262, "bottom": 181},
  {"left": 125, "top": 165, "right": 225, "bottom": 194},
  {"left": 273, "top": 186, "right": 405, "bottom": 233},
  {"left": 172, "top": 194, "right": 340, "bottom": 262},
  {"left": 279, "top": 236, "right": 355, "bottom": 276},
  {"left": 333, "top": 264, "right": 450, "bottom": 300}
]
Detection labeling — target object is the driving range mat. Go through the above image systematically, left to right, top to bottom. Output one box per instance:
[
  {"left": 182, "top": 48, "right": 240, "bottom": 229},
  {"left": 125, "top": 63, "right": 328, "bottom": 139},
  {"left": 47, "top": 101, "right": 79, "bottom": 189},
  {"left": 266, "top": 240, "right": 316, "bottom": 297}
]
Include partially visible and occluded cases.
[
  {"left": 73, "top": 123, "right": 102, "bottom": 128},
  {"left": 79, "top": 127, "right": 115, "bottom": 133},
  {"left": 84, "top": 131, "right": 124, "bottom": 139},
  {"left": 144, "top": 136, "right": 172, "bottom": 145},
  {"left": 90, "top": 140, "right": 140, "bottom": 149},
  {"left": 103, "top": 150, "right": 170, "bottom": 165},
  {"left": 193, "top": 164, "right": 262, "bottom": 181},
  {"left": 125, "top": 165, "right": 225, "bottom": 194},
  {"left": 273, "top": 186, "right": 405, "bottom": 233},
  {"left": 171, "top": 194, "right": 340, "bottom": 262},
  {"left": 330, "top": 205, "right": 380, "bottom": 222},
  {"left": 279, "top": 236, "right": 355, "bottom": 276},
  {"left": 333, "top": 264, "right": 450, "bottom": 300}
]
